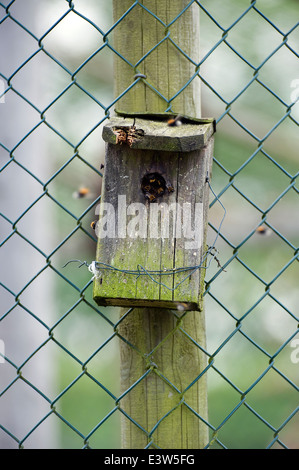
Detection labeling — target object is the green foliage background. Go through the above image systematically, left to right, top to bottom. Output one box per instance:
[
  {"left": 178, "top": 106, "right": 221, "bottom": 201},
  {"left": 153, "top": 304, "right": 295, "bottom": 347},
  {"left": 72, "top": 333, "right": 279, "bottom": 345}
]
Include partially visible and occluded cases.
[{"left": 38, "top": 0, "right": 298, "bottom": 448}]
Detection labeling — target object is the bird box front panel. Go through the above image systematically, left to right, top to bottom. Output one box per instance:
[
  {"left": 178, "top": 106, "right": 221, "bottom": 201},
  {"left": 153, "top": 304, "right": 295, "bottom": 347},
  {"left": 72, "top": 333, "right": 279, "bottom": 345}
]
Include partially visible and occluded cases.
[{"left": 93, "top": 116, "right": 214, "bottom": 311}]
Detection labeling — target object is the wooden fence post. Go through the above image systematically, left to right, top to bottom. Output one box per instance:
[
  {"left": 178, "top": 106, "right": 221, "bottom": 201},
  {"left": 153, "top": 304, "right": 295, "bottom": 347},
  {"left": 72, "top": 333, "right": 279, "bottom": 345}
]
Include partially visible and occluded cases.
[{"left": 109, "top": 0, "right": 209, "bottom": 448}]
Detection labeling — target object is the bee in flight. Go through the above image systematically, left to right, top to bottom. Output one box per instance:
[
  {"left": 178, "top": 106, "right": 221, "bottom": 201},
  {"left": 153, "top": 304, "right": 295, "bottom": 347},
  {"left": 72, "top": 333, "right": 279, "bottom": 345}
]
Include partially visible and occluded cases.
[
  {"left": 167, "top": 115, "right": 182, "bottom": 127},
  {"left": 72, "top": 186, "right": 94, "bottom": 199},
  {"left": 255, "top": 225, "right": 270, "bottom": 236}
]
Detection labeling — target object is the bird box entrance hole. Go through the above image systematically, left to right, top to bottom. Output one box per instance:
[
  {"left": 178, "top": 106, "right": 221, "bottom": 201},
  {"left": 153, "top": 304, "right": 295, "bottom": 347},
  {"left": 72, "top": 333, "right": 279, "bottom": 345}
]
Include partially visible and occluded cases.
[
  {"left": 93, "top": 114, "right": 215, "bottom": 311},
  {"left": 141, "top": 172, "right": 174, "bottom": 203}
]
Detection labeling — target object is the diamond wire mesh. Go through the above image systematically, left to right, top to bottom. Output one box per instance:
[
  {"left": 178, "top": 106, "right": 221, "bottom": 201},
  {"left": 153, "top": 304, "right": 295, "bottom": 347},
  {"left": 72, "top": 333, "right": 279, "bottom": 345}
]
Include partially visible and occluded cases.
[{"left": 0, "top": 0, "right": 298, "bottom": 449}]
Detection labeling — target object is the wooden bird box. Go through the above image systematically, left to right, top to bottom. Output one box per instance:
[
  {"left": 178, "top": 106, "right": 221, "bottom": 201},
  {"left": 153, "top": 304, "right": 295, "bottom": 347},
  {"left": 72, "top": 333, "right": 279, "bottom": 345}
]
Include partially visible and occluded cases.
[{"left": 93, "top": 113, "right": 215, "bottom": 311}]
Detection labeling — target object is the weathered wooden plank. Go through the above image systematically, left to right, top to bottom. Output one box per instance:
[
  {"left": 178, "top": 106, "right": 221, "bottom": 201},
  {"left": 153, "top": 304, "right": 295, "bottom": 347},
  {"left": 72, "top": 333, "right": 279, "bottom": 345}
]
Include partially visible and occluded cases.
[
  {"left": 107, "top": 0, "right": 209, "bottom": 450},
  {"left": 113, "top": 0, "right": 201, "bottom": 116},
  {"left": 102, "top": 116, "right": 215, "bottom": 152},
  {"left": 93, "top": 120, "right": 213, "bottom": 310},
  {"left": 173, "top": 138, "right": 214, "bottom": 309},
  {"left": 118, "top": 306, "right": 208, "bottom": 449}
]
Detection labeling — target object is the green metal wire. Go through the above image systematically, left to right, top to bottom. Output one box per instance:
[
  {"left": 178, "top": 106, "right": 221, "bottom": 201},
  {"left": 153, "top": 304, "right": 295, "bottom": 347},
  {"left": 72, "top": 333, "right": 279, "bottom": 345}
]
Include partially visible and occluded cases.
[{"left": 0, "top": 0, "right": 298, "bottom": 449}]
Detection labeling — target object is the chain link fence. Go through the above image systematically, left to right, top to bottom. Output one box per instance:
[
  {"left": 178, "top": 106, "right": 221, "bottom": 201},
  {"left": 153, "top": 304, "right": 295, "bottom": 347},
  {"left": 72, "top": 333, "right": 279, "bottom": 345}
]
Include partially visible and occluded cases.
[{"left": 0, "top": 0, "right": 298, "bottom": 449}]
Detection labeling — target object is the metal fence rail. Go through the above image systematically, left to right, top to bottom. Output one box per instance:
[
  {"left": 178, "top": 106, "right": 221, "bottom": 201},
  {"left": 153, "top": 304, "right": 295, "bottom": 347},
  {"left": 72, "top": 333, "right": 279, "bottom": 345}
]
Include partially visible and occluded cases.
[{"left": 0, "top": 0, "right": 298, "bottom": 449}]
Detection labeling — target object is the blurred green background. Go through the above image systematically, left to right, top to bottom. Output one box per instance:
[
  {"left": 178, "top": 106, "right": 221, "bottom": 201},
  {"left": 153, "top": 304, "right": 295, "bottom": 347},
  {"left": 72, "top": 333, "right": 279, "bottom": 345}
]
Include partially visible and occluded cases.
[
  {"left": 1, "top": 0, "right": 297, "bottom": 449},
  {"left": 48, "top": 0, "right": 298, "bottom": 449}
]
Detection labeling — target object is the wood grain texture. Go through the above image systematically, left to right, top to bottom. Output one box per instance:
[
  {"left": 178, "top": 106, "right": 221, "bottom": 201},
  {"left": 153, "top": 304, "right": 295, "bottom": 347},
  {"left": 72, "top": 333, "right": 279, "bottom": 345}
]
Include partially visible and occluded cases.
[
  {"left": 103, "top": 0, "right": 210, "bottom": 449},
  {"left": 113, "top": 0, "right": 201, "bottom": 116},
  {"left": 102, "top": 116, "right": 214, "bottom": 151},
  {"left": 93, "top": 132, "right": 213, "bottom": 310},
  {"left": 118, "top": 307, "right": 208, "bottom": 449}
]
